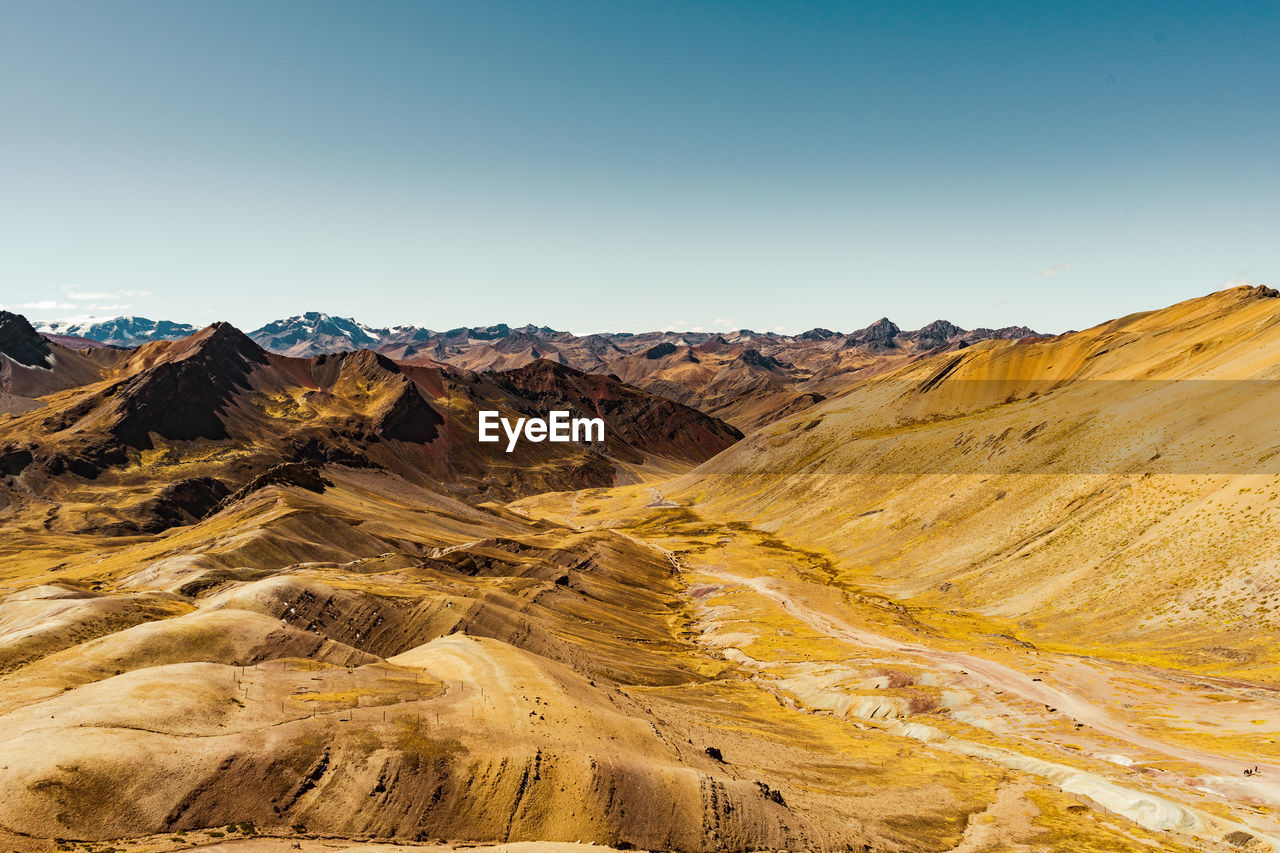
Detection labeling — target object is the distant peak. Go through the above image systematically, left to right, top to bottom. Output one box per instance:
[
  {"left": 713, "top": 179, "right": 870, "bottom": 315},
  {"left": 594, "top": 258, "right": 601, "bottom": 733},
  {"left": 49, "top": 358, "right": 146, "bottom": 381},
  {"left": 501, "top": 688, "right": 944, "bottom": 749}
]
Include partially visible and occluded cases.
[
  {"left": 853, "top": 317, "right": 900, "bottom": 344},
  {"left": 916, "top": 319, "right": 965, "bottom": 339},
  {"left": 186, "top": 322, "right": 268, "bottom": 361},
  {"left": 739, "top": 348, "right": 785, "bottom": 370}
]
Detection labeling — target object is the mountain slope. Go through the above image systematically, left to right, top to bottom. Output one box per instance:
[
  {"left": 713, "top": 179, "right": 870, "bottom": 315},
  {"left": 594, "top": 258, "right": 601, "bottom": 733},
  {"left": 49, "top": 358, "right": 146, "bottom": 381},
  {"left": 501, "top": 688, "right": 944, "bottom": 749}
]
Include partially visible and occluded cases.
[{"left": 669, "top": 285, "right": 1280, "bottom": 671}]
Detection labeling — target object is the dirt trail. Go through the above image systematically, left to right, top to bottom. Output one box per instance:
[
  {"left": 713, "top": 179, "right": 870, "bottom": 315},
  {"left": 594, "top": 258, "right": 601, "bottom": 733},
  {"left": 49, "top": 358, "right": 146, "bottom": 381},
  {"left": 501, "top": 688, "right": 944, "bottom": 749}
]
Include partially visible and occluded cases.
[
  {"left": 608, "top": 530, "right": 1280, "bottom": 846},
  {"left": 705, "top": 566, "right": 1280, "bottom": 806}
]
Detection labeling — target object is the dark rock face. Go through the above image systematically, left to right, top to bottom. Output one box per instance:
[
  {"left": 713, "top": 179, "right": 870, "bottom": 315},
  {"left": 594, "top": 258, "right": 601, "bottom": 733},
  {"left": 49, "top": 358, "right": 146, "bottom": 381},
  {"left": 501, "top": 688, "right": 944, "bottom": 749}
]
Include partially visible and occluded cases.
[
  {"left": 0, "top": 312, "right": 53, "bottom": 368},
  {"left": 853, "top": 318, "right": 901, "bottom": 346},
  {"left": 908, "top": 319, "right": 966, "bottom": 350},
  {"left": 917, "top": 320, "right": 964, "bottom": 340},
  {"left": 107, "top": 324, "right": 269, "bottom": 449},
  {"left": 465, "top": 324, "right": 511, "bottom": 340},
  {"left": 967, "top": 325, "right": 1040, "bottom": 340},
  {"left": 797, "top": 328, "right": 836, "bottom": 341},
  {"left": 643, "top": 342, "right": 678, "bottom": 360},
  {"left": 739, "top": 349, "right": 786, "bottom": 371},
  {"left": 495, "top": 360, "right": 743, "bottom": 464},
  {"left": 372, "top": 383, "right": 444, "bottom": 443},
  {"left": 769, "top": 392, "right": 827, "bottom": 424},
  {"left": 284, "top": 436, "right": 377, "bottom": 468},
  {"left": 33, "top": 444, "right": 131, "bottom": 479},
  {"left": 0, "top": 446, "right": 34, "bottom": 475},
  {"left": 221, "top": 463, "right": 332, "bottom": 507},
  {"left": 133, "top": 477, "right": 232, "bottom": 533},
  {"left": 160, "top": 477, "right": 231, "bottom": 518}
]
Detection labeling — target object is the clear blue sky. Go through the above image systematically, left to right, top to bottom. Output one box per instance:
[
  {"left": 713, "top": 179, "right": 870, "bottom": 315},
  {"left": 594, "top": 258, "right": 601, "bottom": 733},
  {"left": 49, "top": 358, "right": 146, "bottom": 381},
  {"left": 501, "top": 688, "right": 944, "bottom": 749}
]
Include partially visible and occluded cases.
[{"left": 1, "top": 0, "right": 1276, "bottom": 334}]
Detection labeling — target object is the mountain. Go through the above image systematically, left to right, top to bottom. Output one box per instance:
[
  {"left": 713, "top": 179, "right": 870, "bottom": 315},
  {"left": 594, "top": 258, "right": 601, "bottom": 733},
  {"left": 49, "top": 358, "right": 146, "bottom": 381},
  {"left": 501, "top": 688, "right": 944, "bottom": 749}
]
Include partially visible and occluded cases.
[
  {"left": 0, "top": 310, "right": 52, "bottom": 368},
  {"left": 248, "top": 312, "right": 392, "bottom": 357},
  {"left": 35, "top": 315, "right": 198, "bottom": 347},
  {"left": 491, "top": 359, "right": 743, "bottom": 465}
]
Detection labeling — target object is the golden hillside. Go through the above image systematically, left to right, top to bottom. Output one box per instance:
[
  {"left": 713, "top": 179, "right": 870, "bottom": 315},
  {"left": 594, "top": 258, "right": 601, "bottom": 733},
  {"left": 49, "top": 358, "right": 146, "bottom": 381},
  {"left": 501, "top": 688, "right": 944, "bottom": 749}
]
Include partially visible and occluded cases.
[{"left": 670, "top": 285, "right": 1280, "bottom": 673}]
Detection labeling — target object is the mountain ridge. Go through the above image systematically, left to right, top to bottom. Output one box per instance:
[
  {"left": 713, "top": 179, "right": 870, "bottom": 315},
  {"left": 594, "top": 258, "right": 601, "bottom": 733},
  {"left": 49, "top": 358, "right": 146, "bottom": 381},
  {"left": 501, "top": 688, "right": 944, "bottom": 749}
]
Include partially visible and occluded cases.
[{"left": 32, "top": 310, "right": 1045, "bottom": 430}]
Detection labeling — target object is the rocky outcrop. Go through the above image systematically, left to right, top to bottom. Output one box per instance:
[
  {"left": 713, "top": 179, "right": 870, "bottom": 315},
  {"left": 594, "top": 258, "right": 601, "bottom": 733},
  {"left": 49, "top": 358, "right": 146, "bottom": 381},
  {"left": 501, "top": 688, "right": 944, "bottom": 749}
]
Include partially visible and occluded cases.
[
  {"left": 0, "top": 311, "right": 53, "bottom": 368},
  {"left": 850, "top": 318, "right": 900, "bottom": 348},
  {"left": 967, "top": 325, "right": 1040, "bottom": 341},
  {"left": 644, "top": 342, "right": 678, "bottom": 359},
  {"left": 739, "top": 349, "right": 787, "bottom": 371},
  {"left": 372, "top": 383, "right": 444, "bottom": 443},
  {"left": 0, "top": 445, "right": 33, "bottom": 476},
  {"left": 220, "top": 462, "right": 332, "bottom": 508},
  {"left": 128, "top": 477, "right": 233, "bottom": 533}
]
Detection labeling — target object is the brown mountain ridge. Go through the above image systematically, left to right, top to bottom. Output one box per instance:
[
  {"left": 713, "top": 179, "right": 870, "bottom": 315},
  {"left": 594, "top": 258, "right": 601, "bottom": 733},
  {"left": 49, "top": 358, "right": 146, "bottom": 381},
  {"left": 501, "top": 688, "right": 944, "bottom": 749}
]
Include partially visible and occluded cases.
[{"left": 1, "top": 317, "right": 740, "bottom": 536}]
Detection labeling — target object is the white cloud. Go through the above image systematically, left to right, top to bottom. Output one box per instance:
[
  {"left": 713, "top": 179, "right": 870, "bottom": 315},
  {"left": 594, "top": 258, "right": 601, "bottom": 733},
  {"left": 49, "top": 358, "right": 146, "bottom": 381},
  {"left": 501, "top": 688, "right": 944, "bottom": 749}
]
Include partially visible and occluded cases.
[
  {"left": 1039, "top": 262, "right": 1071, "bottom": 277},
  {"left": 121, "top": 289, "right": 151, "bottom": 297},
  {"left": 66, "top": 290, "right": 119, "bottom": 300},
  {"left": 23, "top": 300, "right": 76, "bottom": 310},
  {"left": 89, "top": 303, "right": 133, "bottom": 311},
  {"left": 50, "top": 314, "right": 103, "bottom": 325},
  {"left": 712, "top": 317, "right": 737, "bottom": 326},
  {"left": 673, "top": 320, "right": 690, "bottom": 327}
]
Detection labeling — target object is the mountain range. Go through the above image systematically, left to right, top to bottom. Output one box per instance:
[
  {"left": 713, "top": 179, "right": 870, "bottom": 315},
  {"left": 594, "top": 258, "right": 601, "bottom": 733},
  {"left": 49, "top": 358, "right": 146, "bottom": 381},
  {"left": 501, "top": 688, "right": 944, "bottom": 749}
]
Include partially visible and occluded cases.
[
  {"left": 4, "top": 286, "right": 1280, "bottom": 852},
  {"left": 35, "top": 311, "right": 1041, "bottom": 355},
  {"left": 34, "top": 312, "right": 1042, "bottom": 430}
]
